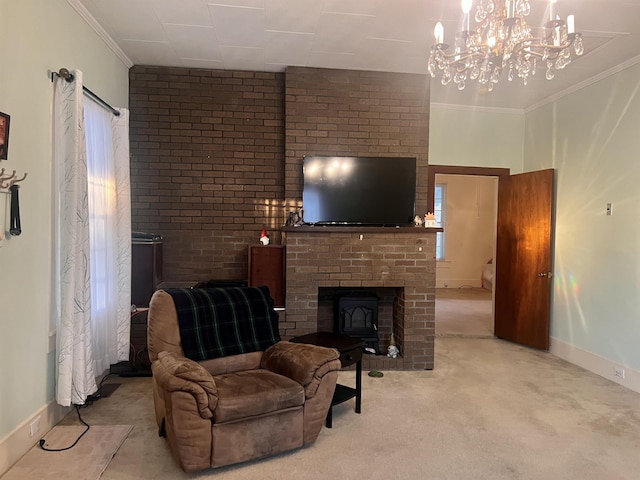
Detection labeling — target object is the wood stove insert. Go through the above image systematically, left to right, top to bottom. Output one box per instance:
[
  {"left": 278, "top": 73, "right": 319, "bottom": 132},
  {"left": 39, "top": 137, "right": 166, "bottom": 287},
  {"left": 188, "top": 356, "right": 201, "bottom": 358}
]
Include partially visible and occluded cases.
[{"left": 336, "top": 293, "right": 381, "bottom": 354}]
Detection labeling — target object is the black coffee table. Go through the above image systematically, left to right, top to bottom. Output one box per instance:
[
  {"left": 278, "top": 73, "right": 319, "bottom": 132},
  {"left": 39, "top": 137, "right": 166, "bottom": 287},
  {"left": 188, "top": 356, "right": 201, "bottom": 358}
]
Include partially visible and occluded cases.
[{"left": 290, "top": 331, "right": 364, "bottom": 428}]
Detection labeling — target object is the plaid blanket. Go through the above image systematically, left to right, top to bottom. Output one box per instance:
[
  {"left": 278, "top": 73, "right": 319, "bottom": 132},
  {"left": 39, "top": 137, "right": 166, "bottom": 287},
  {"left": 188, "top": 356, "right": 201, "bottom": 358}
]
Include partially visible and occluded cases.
[{"left": 166, "top": 286, "right": 280, "bottom": 361}]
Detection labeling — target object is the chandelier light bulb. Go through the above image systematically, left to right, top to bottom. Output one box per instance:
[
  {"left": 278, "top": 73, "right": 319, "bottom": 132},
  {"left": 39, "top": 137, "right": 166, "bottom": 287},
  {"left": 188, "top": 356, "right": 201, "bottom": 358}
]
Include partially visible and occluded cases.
[
  {"left": 462, "top": 0, "right": 472, "bottom": 30},
  {"left": 549, "top": 0, "right": 557, "bottom": 22},
  {"left": 567, "top": 14, "right": 575, "bottom": 34},
  {"left": 434, "top": 22, "right": 444, "bottom": 44}
]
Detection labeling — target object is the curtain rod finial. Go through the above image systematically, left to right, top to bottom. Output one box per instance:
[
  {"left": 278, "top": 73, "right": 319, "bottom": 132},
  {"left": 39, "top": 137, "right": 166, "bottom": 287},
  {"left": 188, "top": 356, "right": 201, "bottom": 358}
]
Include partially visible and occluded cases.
[{"left": 58, "top": 68, "right": 74, "bottom": 82}]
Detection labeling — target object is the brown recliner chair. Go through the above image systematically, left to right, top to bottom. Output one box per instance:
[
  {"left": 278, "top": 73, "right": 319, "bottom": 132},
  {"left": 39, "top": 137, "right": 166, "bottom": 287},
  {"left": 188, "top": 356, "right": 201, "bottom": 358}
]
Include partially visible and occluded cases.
[{"left": 147, "top": 286, "right": 341, "bottom": 472}]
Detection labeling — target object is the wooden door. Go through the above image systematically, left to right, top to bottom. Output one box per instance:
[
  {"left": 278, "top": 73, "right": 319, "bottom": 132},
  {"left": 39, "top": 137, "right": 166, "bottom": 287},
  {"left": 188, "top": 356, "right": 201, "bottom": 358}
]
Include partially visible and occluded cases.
[{"left": 494, "top": 169, "right": 555, "bottom": 350}]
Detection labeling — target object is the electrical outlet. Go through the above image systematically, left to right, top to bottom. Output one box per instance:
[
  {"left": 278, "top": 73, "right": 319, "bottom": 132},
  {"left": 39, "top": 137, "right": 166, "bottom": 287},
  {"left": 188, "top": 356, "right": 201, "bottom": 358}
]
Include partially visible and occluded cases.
[
  {"left": 614, "top": 367, "right": 625, "bottom": 379},
  {"left": 30, "top": 416, "right": 41, "bottom": 437}
]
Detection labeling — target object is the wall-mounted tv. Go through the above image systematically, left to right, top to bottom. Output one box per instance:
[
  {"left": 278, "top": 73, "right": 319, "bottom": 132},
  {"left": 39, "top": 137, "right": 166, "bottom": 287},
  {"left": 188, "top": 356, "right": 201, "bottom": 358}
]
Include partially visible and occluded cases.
[{"left": 302, "top": 156, "right": 417, "bottom": 226}]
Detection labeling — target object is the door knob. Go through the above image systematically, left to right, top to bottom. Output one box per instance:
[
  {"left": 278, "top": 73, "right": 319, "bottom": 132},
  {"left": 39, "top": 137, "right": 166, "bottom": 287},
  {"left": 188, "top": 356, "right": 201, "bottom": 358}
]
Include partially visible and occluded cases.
[{"left": 538, "top": 272, "right": 553, "bottom": 278}]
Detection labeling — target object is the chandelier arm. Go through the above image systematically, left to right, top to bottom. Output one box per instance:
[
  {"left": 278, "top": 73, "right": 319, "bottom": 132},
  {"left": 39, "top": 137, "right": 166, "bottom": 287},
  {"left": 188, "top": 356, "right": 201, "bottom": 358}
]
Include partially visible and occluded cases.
[
  {"left": 510, "top": 38, "right": 575, "bottom": 60},
  {"left": 435, "top": 42, "right": 493, "bottom": 62},
  {"left": 436, "top": 50, "right": 476, "bottom": 63}
]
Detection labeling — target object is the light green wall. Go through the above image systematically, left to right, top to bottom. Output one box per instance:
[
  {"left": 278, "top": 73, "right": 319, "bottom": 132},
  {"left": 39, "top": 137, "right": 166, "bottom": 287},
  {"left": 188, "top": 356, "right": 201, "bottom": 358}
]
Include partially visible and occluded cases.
[
  {"left": 0, "top": 0, "right": 128, "bottom": 438},
  {"left": 524, "top": 63, "right": 640, "bottom": 370},
  {"left": 430, "top": 68, "right": 640, "bottom": 375},
  {"left": 429, "top": 105, "right": 525, "bottom": 171}
]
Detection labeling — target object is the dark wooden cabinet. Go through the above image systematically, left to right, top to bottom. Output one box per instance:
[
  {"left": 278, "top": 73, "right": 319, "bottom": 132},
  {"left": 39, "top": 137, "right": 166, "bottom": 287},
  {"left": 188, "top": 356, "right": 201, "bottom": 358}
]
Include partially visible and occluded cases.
[
  {"left": 131, "top": 237, "right": 163, "bottom": 307},
  {"left": 248, "top": 245, "right": 285, "bottom": 307},
  {"left": 109, "top": 308, "right": 152, "bottom": 377},
  {"left": 130, "top": 308, "right": 150, "bottom": 368}
]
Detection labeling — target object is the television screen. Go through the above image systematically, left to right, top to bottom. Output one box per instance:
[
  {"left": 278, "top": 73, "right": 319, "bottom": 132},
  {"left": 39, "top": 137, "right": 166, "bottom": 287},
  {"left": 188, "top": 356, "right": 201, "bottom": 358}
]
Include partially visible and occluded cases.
[{"left": 302, "top": 156, "right": 417, "bottom": 226}]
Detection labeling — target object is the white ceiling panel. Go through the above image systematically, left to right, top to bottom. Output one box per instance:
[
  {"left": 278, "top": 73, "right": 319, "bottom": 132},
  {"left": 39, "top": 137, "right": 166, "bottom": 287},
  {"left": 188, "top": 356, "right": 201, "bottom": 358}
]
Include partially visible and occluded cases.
[
  {"left": 75, "top": 0, "right": 640, "bottom": 110},
  {"left": 102, "top": 0, "right": 167, "bottom": 41},
  {"left": 151, "top": 0, "right": 213, "bottom": 27},
  {"left": 208, "top": 0, "right": 265, "bottom": 8},
  {"left": 264, "top": 0, "right": 324, "bottom": 33},
  {"left": 322, "top": 0, "right": 384, "bottom": 16},
  {"left": 208, "top": 4, "right": 265, "bottom": 46},
  {"left": 313, "top": 12, "right": 376, "bottom": 54},
  {"left": 162, "top": 25, "right": 221, "bottom": 60},
  {"left": 265, "top": 31, "right": 315, "bottom": 65},
  {"left": 356, "top": 37, "right": 427, "bottom": 60},
  {"left": 118, "top": 40, "right": 182, "bottom": 67},
  {"left": 218, "top": 45, "right": 265, "bottom": 68},
  {"left": 307, "top": 51, "right": 358, "bottom": 71},
  {"left": 356, "top": 51, "right": 428, "bottom": 75},
  {"left": 182, "top": 57, "right": 226, "bottom": 70}
]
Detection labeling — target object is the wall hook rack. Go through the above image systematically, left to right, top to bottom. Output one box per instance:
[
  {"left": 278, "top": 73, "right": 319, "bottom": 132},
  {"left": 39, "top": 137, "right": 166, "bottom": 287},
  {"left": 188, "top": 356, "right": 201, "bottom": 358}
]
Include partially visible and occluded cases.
[{"left": 0, "top": 168, "right": 28, "bottom": 191}]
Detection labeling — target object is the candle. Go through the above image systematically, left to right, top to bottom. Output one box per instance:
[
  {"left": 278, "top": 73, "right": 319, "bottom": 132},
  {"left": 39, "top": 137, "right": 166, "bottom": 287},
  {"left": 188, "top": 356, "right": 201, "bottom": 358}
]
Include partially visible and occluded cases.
[
  {"left": 462, "top": 0, "right": 472, "bottom": 30},
  {"left": 549, "top": 0, "right": 557, "bottom": 22},
  {"left": 567, "top": 14, "right": 575, "bottom": 34},
  {"left": 434, "top": 22, "right": 444, "bottom": 44}
]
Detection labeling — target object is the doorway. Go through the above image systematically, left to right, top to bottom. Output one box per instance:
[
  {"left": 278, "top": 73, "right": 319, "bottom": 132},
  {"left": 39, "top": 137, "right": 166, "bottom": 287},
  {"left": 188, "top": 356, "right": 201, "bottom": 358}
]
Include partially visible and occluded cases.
[{"left": 427, "top": 165, "right": 510, "bottom": 338}]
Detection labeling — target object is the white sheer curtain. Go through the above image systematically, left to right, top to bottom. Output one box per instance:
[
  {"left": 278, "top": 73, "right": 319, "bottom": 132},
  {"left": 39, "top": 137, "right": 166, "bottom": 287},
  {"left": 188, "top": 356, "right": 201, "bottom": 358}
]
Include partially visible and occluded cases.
[
  {"left": 53, "top": 70, "right": 131, "bottom": 406},
  {"left": 84, "top": 101, "right": 131, "bottom": 374},
  {"left": 111, "top": 108, "right": 132, "bottom": 364}
]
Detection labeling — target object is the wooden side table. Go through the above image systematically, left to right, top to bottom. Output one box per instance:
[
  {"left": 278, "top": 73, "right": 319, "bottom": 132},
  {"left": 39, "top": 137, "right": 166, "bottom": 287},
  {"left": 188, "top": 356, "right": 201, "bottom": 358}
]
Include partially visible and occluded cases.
[{"left": 290, "top": 331, "right": 364, "bottom": 428}]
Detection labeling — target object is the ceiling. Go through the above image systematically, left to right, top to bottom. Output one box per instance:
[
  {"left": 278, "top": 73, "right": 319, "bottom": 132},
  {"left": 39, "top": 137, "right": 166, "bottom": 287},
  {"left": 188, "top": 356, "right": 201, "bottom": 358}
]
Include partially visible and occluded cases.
[{"left": 75, "top": 0, "right": 640, "bottom": 111}]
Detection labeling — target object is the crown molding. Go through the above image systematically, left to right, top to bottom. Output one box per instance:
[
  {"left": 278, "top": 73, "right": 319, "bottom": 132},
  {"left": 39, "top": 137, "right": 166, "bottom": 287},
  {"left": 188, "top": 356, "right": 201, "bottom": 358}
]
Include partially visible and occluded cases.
[
  {"left": 66, "top": 0, "right": 133, "bottom": 69},
  {"left": 524, "top": 53, "right": 640, "bottom": 113}
]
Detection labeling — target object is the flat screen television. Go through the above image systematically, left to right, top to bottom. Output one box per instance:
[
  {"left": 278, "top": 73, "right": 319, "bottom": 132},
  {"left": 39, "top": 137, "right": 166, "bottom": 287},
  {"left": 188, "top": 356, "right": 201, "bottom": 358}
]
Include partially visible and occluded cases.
[{"left": 302, "top": 156, "right": 417, "bottom": 226}]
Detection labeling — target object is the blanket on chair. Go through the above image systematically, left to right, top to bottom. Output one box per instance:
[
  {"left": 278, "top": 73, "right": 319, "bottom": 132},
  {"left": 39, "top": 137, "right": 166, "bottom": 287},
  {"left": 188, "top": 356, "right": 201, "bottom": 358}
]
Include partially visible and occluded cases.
[{"left": 166, "top": 286, "right": 280, "bottom": 361}]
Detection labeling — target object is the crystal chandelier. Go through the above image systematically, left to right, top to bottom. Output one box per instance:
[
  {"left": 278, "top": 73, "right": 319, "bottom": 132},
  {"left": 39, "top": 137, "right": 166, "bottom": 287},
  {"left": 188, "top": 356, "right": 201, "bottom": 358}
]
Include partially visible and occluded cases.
[{"left": 427, "top": 0, "right": 584, "bottom": 91}]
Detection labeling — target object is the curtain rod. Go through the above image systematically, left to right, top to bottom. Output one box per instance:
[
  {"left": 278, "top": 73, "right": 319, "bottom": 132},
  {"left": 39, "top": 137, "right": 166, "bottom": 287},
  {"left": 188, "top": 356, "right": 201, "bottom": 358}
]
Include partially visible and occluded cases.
[{"left": 51, "top": 68, "right": 121, "bottom": 117}]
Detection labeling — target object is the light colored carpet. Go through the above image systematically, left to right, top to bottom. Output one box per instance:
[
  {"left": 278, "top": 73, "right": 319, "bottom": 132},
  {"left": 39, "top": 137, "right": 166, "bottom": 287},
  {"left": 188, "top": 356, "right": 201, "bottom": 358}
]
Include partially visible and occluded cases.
[
  {"left": 436, "top": 287, "right": 494, "bottom": 337},
  {"left": 43, "top": 337, "right": 640, "bottom": 480},
  {"left": 3, "top": 424, "right": 132, "bottom": 480}
]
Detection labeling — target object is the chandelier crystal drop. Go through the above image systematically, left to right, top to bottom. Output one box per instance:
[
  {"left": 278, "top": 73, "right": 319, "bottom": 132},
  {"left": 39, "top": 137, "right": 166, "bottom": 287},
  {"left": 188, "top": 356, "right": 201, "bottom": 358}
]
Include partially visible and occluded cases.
[{"left": 427, "top": 0, "right": 583, "bottom": 91}]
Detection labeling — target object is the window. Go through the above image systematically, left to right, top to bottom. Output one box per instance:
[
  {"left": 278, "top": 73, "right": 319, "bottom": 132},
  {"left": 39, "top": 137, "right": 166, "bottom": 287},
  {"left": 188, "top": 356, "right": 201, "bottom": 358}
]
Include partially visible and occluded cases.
[
  {"left": 85, "top": 99, "right": 116, "bottom": 315},
  {"left": 434, "top": 183, "right": 446, "bottom": 260}
]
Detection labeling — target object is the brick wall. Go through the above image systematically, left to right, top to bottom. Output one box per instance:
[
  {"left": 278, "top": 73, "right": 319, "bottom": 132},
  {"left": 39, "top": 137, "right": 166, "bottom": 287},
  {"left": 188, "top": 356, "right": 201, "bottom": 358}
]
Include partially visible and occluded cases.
[
  {"left": 129, "top": 65, "right": 436, "bottom": 369},
  {"left": 129, "top": 66, "right": 285, "bottom": 283},
  {"left": 284, "top": 67, "right": 430, "bottom": 214}
]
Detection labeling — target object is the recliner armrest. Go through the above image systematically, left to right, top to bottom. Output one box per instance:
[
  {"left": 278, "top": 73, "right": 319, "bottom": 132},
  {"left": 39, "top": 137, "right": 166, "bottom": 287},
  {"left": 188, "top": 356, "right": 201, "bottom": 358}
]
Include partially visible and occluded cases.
[
  {"left": 261, "top": 341, "right": 341, "bottom": 397},
  {"left": 152, "top": 351, "right": 218, "bottom": 418}
]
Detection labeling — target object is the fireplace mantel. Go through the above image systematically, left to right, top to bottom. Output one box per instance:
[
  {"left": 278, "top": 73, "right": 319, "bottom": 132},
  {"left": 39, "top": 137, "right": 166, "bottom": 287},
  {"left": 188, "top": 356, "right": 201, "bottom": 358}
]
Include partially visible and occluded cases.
[{"left": 282, "top": 225, "right": 442, "bottom": 234}]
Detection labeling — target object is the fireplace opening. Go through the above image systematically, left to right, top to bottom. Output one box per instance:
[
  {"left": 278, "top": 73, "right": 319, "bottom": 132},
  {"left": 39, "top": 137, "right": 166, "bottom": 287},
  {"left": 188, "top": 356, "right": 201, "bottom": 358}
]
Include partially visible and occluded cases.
[
  {"left": 316, "top": 286, "right": 402, "bottom": 358},
  {"left": 336, "top": 293, "right": 380, "bottom": 354}
]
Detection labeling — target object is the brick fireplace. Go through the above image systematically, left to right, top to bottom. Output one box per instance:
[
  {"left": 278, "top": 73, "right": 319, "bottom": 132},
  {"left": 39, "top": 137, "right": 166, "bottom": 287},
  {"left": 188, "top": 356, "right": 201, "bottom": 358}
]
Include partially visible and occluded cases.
[{"left": 281, "top": 227, "right": 438, "bottom": 370}]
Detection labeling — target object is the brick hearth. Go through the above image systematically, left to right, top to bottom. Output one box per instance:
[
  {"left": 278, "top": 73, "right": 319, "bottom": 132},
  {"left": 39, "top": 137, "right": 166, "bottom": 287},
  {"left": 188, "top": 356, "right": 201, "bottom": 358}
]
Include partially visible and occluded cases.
[{"left": 281, "top": 226, "right": 438, "bottom": 370}]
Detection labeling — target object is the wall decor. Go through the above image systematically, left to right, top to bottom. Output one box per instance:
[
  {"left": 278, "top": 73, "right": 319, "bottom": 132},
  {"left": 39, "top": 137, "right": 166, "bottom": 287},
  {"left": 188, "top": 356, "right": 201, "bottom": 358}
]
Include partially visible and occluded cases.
[{"left": 0, "top": 112, "right": 9, "bottom": 160}]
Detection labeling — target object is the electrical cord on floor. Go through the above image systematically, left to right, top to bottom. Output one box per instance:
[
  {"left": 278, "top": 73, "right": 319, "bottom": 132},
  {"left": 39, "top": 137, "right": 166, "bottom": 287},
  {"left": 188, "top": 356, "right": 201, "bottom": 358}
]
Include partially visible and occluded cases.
[
  {"left": 38, "top": 372, "right": 113, "bottom": 451},
  {"left": 92, "top": 372, "right": 115, "bottom": 400},
  {"left": 39, "top": 405, "right": 90, "bottom": 452}
]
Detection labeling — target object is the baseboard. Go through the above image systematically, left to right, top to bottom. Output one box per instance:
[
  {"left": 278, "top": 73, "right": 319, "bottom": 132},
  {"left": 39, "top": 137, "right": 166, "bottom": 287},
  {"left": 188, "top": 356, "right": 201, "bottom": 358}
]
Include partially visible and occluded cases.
[
  {"left": 435, "top": 279, "right": 483, "bottom": 289},
  {"left": 550, "top": 337, "right": 640, "bottom": 394},
  {"left": 0, "top": 401, "right": 71, "bottom": 477}
]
